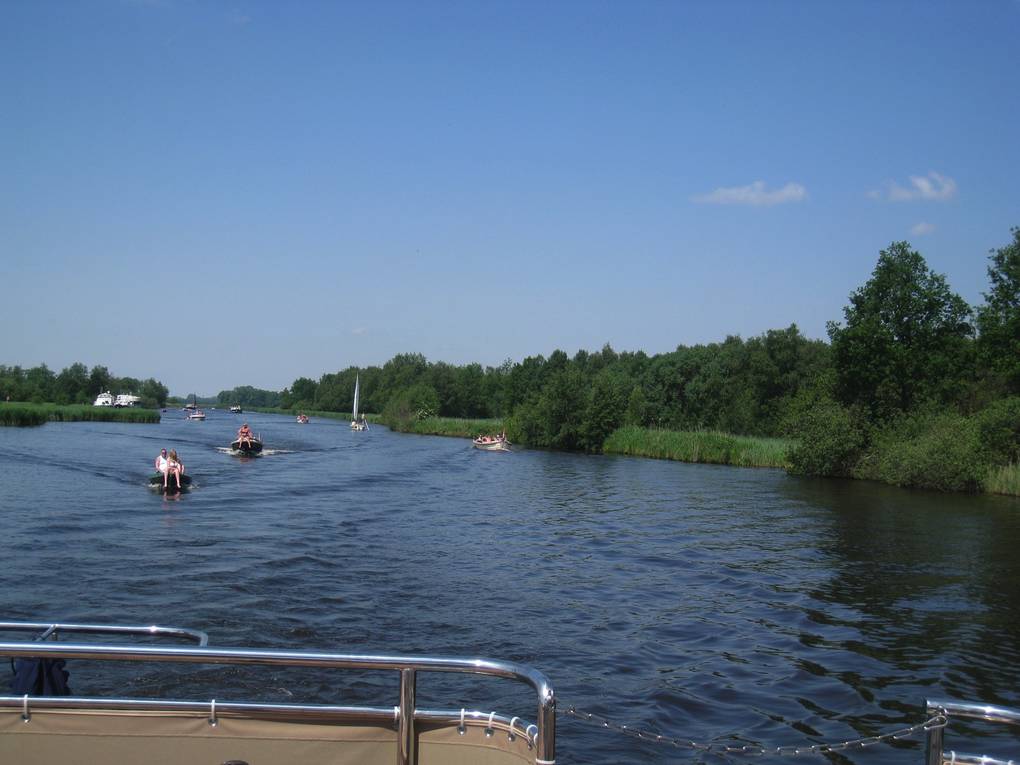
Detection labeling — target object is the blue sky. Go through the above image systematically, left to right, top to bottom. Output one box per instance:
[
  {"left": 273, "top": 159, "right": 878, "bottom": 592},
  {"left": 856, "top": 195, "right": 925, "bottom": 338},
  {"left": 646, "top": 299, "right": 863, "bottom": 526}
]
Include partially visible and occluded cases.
[{"left": 2, "top": 1, "right": 1018, "bottom": 396}]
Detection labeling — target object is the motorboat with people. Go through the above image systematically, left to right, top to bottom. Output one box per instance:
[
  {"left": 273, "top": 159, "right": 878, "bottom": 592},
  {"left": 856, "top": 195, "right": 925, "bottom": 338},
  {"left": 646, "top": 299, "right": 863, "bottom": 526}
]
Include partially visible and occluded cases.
[
  {"left": 92, "top": 391, "right": 114, "bottom": 407},
  {"left": 229, "top": 405, "right": 242, "bottom": 413},
  {"left": 186, "top": 409, "right": 206, "bottom": 421},
  {"left": 297, "top": 413, "right": 309, "bottom": 424},
  {"left": 231, "top": 423, "right": 262, "bottom": 454},
  {"left": 473, "top": 432, "right": 510, "bottom": 452},
  {"left": 152, "top": 449, "right": 187, "bottom": 492},
  {"left": 0, "top": 620, "right": 556, "bottom": 765}
]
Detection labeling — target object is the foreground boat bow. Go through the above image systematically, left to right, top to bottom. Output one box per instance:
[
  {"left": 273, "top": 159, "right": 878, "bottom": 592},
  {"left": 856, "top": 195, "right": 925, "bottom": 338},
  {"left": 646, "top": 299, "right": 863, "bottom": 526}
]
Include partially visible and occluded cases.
[{"left": 0, "top": 621, "right": 555, "bottom": 765}]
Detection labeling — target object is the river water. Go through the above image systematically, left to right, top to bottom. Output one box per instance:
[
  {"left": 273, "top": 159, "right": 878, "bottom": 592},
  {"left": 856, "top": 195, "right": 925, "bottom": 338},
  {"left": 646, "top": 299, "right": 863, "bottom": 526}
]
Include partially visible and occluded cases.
[{"left": 0, "top": 410, "right": 1018, "bottom": 763}]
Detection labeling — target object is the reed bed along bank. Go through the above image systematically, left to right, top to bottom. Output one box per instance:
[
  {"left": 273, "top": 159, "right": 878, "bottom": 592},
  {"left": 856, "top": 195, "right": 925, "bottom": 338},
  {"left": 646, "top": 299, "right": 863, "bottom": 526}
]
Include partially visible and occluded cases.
[
  {"left": 0, "top": 403, "right": 161, "bottom": 427},
  {"left": 388, "top": 416, "right": 503, "bottom": 438},
  {"left": 603, "top": 425, "right": 792, "bottom": 468},
  {"left": 985, "top": 463, "right": 1020, "bottom": 497}
]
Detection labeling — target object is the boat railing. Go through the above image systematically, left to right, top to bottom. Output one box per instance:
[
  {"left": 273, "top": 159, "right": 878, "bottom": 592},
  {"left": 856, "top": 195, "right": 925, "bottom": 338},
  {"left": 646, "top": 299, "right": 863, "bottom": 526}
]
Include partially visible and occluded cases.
[
  {"left": 0, "top": 620, "right": 209, "bottom": 645},
  {"left": 0, "top": 621, "right": 555, "bottom": 765},
  {"left": 926, "top": 699, "right": 1020, "bottom": 765}
]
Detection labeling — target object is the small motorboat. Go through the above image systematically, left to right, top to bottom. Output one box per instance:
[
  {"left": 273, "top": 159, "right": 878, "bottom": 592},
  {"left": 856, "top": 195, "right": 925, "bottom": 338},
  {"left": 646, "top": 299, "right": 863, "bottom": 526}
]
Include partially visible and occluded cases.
[
  {"left": 229, "top": 405, "right": 242, "bottom": 413},
  {"left": 186, "top": 410, "right": 206, "bottom": 421},
  {"left": 296, "top": 414, "right": 309, "bottom": 424},
  {"left": 473, "top": 433, "right": 510, "bottom": 452},
  {"left": 231, "top": 437, "right": 263, "bottom": 454},
  {"left": 149, "top": 473, "right": 192, "bottom": 493}
]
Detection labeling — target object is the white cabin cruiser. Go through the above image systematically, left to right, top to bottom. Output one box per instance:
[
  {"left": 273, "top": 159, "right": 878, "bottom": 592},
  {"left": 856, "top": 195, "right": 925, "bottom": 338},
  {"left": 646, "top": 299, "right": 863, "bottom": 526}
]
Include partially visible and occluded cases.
[
  {"left": 92, "top": 392, "right": 114, "bottom": 407},
  {"left": 114, "top": 394, "right": 141, "bottom": 407}
]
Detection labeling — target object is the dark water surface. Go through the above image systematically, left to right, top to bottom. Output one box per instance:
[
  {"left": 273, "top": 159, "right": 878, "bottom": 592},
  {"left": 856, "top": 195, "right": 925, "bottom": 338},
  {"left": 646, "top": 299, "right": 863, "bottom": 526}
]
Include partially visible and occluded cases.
[{"left": 1, "top": 410, "right": 1018, "bottom": 762}]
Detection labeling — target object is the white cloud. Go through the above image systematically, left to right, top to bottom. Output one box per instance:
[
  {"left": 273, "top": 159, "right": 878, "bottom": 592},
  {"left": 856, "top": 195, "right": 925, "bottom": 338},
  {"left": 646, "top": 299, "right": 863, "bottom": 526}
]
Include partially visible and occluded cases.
[
  {"left": 881, "top": 171, "right": 957, "bottom": 202},
  {"left": 692, "top": 181, "right": 807, "bottom": 206},
  {"left": 911, "top": 222, "right": 936, "bottom": 236}
]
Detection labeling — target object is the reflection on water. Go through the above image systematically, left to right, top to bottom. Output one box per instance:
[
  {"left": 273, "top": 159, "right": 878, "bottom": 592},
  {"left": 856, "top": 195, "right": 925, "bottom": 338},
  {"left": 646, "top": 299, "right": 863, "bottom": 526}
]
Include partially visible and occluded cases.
[{"left": 0, "top": 412, "right": 1017, "bottom": 763}]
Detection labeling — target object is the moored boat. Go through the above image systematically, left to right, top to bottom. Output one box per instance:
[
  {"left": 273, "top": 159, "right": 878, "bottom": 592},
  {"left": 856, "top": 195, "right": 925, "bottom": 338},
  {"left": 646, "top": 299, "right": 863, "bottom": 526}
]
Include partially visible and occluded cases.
[{"left": 93, "top": 391, "right": 114, "bottom": 407}]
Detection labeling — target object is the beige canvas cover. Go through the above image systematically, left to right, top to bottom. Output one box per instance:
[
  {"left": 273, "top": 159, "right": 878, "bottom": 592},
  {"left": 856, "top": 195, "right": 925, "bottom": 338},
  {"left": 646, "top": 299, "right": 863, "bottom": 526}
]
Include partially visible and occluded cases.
[{"left": 0, "top": 708, "right": 536, "bottom": 765}]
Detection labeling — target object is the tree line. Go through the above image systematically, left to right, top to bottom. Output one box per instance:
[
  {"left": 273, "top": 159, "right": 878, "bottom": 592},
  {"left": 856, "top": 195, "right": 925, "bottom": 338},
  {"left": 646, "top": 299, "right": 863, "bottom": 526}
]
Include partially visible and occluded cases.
[
  {"left": 6, "top": 227, "right": 1017, "bottom": 491},
  {"left": 262, "top": 227, "right": 1019, "bottom": 490},
  {"left": 0, "top": 363, "right": 169, "bottom": 408}
]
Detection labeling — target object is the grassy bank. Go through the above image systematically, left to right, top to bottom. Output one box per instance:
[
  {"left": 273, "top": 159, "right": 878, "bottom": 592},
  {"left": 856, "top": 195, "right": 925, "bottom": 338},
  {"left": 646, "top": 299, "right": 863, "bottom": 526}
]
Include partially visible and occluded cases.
[
  {"left": 0, "top": 402, "right": 161, "bottom": 427},
  {"left": 386, "top": 416, "right": 503, "bottom": 438},
  {"left": 603, "top": 425, "right": 792, "bottom": 468}
]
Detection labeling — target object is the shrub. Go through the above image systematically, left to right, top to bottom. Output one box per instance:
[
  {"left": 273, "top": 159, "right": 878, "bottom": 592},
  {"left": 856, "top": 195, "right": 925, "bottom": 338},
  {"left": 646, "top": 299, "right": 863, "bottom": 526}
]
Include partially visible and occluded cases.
[
  {"left": 975, "top": 396, "right": 1020, "bottom": 465},
  {"left": 787, "top": 401, "right": 869, "bottom": 477},
  {"left": 858, "top": 410, "right": 987, "bottom": 492}
]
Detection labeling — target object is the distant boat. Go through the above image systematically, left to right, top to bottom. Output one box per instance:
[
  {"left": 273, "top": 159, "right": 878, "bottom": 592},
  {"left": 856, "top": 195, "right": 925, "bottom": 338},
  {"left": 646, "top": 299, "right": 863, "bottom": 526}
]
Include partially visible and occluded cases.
[
  {"left": 350, "top": 374, "right": 368, "bottom": 431},
  {"left": 93, "top": 391, "right": 115, "bottom": 407},
  {"left": 114, "top": 394, "right": 141, "bottom": 407},
  {"left": 183, "top": 394, "right": 198, "bottom": 411},
  {"left": 230, "top": 405, "right": 242, "bottom": 414},
  {"left": 186, "top": 410, "right": 206, "bottom": 421},
  {"left": 296, "top": 414, "right": 309, "bottom": 424},
  {"left": 473, "top": 432, "right": 510, "bottom": 452}
]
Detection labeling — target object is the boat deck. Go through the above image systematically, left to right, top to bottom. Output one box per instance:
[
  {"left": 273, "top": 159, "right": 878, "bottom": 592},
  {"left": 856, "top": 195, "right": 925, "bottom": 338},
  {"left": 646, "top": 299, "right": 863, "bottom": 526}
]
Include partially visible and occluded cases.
[{"left": 0, "top": 622, "right": 554, "bottom": 765}]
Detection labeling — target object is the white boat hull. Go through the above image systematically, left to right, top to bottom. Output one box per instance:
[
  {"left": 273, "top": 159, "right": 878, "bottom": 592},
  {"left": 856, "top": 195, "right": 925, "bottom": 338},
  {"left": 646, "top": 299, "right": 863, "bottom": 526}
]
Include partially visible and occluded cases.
[{"left": 473, "top": 438, "right": 510, "bottom": 452}]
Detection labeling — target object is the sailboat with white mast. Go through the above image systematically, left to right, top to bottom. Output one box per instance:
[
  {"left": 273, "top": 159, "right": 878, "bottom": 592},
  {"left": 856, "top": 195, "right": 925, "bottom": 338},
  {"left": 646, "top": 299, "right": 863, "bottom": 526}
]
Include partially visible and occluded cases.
[{"left": 350, "top": 373, "right": 368, "bottom": 431}]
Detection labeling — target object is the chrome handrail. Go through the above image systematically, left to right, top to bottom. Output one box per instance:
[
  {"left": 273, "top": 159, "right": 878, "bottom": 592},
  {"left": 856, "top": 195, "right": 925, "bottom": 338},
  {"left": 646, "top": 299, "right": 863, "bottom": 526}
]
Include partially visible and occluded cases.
[
  {"left": 0, "top": 621, "right": 209, "bottom": 645},
  {"left": 0, "top": 630, "right": 555, "bottom": 765},
  {"left": 926, "top": 699, "right": 1020, "bottom": 765}
]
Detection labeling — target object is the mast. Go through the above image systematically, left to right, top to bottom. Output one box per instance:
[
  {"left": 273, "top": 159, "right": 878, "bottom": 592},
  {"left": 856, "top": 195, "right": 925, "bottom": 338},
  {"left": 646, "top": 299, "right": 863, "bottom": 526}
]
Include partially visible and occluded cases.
[{"left": 352, "top": 374, "right": 360, "bottom": 422}]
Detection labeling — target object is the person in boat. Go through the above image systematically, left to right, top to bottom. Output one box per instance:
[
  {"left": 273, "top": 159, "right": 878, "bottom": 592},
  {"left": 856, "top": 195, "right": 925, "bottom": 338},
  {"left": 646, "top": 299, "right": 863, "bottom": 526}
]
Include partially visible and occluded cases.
[
  {"left": 237, "top": 423, "right": 254, "bottom": 449},
  {"left": 154, "top": 449, "right": 169, "bottom": 481},
  {"left": 166, "top": 449, "right": 184, "bottom": 489}
]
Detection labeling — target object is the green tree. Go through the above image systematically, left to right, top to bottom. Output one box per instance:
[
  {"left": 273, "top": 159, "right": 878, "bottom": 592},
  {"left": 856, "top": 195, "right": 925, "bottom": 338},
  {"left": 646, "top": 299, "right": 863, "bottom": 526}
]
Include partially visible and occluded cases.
[
  {"left": 976, "top": 227, "right": 1020, "bottom": 394},
  {"left": 827, "top": 241, "right": 973, "bottom": 418},
  {"left": 55, "top": 362, "right": 89, "bottom": 404},
  {"left": 25, "top": 365, "right": 55, "bottom": 403},
  {"left": 87, "top": 365, "right": 112, "bottom": 398},
  {"left": 580, "top": 368, "right": 630, "bottom": 451},
  {"left": 290, "top": 377, "right": 318, "bottom": 408},
  {"left": 140, "top": 378, "right": 169, "bottom": 407},
  {"left": 624, "top": 384, "right": 647, "bottom": 426}
]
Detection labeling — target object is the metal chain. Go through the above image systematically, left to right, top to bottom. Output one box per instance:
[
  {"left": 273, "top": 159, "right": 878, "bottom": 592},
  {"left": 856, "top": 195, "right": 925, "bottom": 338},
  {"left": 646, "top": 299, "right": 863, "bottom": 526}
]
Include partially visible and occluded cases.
[{"left": 564, "top": 705, "right": 948, "bottom": 756}]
